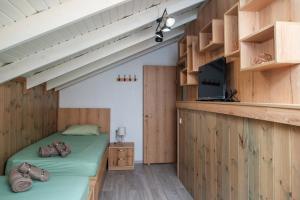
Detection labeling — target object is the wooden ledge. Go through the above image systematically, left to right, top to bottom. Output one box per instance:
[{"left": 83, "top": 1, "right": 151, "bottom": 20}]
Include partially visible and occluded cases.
[{"left": 176, "top": 101, "right": 300, "bottom": 127}]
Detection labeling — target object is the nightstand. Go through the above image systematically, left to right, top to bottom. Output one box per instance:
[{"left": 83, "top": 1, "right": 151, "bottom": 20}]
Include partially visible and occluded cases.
[{"left": 108, "top": 142, "right": 134, "bottom": 170}]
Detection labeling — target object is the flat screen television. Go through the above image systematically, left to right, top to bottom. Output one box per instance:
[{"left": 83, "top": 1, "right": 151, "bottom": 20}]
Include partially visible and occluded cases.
[{"left": 198, "top": 57, "right": 227, "bottom": 101}]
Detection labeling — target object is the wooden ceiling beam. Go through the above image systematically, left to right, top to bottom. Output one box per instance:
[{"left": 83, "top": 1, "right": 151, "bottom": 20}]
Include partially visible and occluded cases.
[
  {"left": 0, "top": 0, "right": 204, "bottom": 84},
  {"left": 0, "top": 0, "right": 130, "bottom": 53},
  {"left": 26, "top": 9, "right": 197, "bottom": 89},
  {"left": 46, "top": 28, "right": 184, "bottom": 90}
]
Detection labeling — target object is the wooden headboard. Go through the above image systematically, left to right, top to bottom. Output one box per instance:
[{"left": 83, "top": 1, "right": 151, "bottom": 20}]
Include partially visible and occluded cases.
[{"left": 57, "top": 108, "right": 110, "bottom": 133}]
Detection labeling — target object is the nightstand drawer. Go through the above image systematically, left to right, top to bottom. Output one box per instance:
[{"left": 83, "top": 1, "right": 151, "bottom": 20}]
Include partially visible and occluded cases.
[{"left": 115, "top": 148, "right": 128, "bottom": 158}]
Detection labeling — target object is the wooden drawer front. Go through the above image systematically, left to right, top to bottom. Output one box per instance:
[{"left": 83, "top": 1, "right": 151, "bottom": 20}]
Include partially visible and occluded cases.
[
  {"left": 109, "top": 148, "right": 134, "bottom": 168},
  {"left": 116, "top": 148, "right": 128, "bottom": 158}
]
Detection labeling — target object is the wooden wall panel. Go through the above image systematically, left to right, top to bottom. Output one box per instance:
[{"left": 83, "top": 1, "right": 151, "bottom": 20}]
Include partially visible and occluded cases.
[
  {"left": 0, "top": 81, "right": 58, "bottom": 175},
  {"left": 57, "top": 108, "right": 110, "bottom": 133},
  {"left": 178, "top": 109, "right": 300, "bottom": 200}
]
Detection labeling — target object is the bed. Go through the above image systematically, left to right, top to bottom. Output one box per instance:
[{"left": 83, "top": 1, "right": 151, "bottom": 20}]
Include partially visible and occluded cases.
[
  {"left": 5, "top": 108, "right": 110, "bottom": 200},
  {"left": 5, "top": 133, "right": 109, "bottom": 176},
  {"left": 0, "top": 176, "right": 90, "bottom": 200}
]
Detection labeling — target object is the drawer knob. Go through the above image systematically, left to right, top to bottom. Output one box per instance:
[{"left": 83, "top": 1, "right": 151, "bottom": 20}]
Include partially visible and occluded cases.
[{"left": 118, "top": 149, "right": 124, "bottom": 152}]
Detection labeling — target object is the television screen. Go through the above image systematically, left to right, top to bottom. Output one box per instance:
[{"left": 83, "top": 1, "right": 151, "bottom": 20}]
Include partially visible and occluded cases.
[{"left": 198, "top": 57, "right": 227, "bottom": 100}]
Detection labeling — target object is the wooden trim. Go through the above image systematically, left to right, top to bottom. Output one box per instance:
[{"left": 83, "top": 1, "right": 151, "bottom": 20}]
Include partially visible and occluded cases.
[
  {"left": 176, "top": 101, "right": 300, "bottom": 126},
  {"left": 57, "top": 108, "right": 110, "bottom": 133},
  {"left": 88, "top": 148, "right": 108, "bottom": 200}
]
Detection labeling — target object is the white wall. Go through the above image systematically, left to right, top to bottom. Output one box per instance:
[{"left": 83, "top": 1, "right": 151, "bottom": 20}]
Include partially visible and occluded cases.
[{"left": 59, "top": 42, "right": 178, "bottom": 162}]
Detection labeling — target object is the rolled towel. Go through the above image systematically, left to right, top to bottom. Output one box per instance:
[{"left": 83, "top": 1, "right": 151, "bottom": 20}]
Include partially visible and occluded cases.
[
  {"left": 53, "top": 141, "right": 71, "bottom": 157},
  {"left": 39, "top": 144, "right": 59, "bottom": 157},
  {"left": 18, "top": 162, "right": 49, "bottom": 182},
  {"left": 9, "top": 167, "right": 32, "bottom": 193}
]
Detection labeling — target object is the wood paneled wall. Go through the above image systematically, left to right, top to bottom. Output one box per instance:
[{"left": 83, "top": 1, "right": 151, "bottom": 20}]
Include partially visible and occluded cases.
[
  {"left": 184, "top": 0, "right": 300, "bottom": 104},
  {"left": 0, "top": 80, "right": 58, "bottom": 174},
  {"left": 178, "top": 109, "right": 300, "bottom": 200}
]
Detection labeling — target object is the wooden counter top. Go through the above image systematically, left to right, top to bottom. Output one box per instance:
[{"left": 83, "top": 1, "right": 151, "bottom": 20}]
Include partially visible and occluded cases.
[{"left": 176, "top": 101, "right": 300, "bottom": 126}]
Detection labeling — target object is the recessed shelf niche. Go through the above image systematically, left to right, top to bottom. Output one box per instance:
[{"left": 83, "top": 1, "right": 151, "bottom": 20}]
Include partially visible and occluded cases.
[
  {"left": 199, "top": 19, "right": 224, "bottom": 53},
  {"left": 240, "top": 22, "right": 300, "bottom": 71}
]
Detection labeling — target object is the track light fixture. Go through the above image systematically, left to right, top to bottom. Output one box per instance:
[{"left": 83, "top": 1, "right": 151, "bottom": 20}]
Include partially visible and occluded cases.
[{"left": 154, "top": 9, "right": 176, "bottom": 42}]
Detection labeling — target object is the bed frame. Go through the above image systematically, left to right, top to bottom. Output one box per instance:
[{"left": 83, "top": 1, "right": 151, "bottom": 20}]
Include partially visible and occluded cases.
[{"left": 57, "top": 108, "right": 110, "bottom": 200}]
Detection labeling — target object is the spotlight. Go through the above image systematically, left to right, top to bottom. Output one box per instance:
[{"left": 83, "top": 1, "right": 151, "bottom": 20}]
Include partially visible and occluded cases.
[
  {"left": 154, "top": 9, "right": 174, "bottom": 42},
  {"left": 166, "top": 17, "right": 175, "bottom": 27},
  {"left": 155, "top": 31, "right": 163, "bottom": 38},
  {"left": 155, "top": 37, "right": 163, "bottom": 42}
]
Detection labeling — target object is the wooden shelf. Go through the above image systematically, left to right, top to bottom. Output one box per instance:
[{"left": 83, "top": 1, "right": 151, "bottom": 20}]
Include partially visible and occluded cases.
[
  {"left": 240, "top": 0, "right": 275, "bottom": 11},
  {"left": 224, "top": 3, "right": 239, "bottom": 58},
  {"left": 199, "top": 19, "right": 224, "bottom": 53},
  {"left": 240, "top": 21, "right": 300, "bottom": 71},
  {"left": 240, "top": 24, "right": 274, "bottom": 42},
  {"left": 200, "top": 42, "right": 224, "bottom": 53},
  {"left": 225, "top": 49, "right": 240, "bottom": 58},
  {"left": 176, "top": 101, "right": 300, "bottom": 127}
]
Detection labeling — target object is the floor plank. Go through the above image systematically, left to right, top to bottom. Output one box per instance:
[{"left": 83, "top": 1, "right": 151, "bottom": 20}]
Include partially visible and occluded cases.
[{"left": 100, "top": 164, "right": 192, "bottom": 200}]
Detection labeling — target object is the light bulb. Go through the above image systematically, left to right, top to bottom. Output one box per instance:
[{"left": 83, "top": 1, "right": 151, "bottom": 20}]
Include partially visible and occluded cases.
[{"left": 166, "top": 17, "right": 175, "bottom": 27}]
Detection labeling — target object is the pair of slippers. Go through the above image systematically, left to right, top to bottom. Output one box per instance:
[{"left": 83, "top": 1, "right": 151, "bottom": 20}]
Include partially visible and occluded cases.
[
  {"left": 39, "top": 141, "right": 71, "bottom": 158},
  {"left": 9, "top": 162, "right": 49, "bottom": 193}
]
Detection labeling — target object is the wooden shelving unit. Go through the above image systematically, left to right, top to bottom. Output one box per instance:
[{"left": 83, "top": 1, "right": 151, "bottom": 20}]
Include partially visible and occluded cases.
[
  {"left": 240, "top": 0, "right": 274, "bottom": 11},
  {"left": 224, "top": 3, "right": 239, "bottom": 58},
  {"left": 199, "top": 19, "right": 224, "bottom": 53},
  {"left": 240, "top": 21, "right": 300, "bottom": 71},
  {"left": 178, "top": 35, "right": 202, "bottom": 86}
]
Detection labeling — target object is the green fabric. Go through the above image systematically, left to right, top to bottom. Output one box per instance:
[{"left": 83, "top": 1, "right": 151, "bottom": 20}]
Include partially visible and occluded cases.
[
  {"left": 62, "top": 124, "right": 100, "bottom": 136},
  {"left": 5, "top": 133, "right": 109, "bottom": 177},
  {"left": 0, "top": 176, "right": 89, "bottom": 200}
]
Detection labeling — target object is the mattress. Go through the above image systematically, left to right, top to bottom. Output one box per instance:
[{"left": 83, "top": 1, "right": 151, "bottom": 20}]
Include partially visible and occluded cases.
[
  {"left": 5, "top": 133, "right": 109, "bottom": 177},
  {"left": 0, "top": 176, "right": 89, "bottom": 200}
]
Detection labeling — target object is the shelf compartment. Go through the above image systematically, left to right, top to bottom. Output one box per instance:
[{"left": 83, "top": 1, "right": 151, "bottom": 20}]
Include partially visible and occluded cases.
[
  {"left": 239, "top": 0, "right": 290, "bottom": 39},
  {"left": 240, "top": 0, "right": 275, "bottom": 11},
  {"left": 224, "top": 3, "right": 240, "bottom": 58},
  {"left": 199, "top": 19, "right": 224, "bottom": 53},
  {"left": 240, "top": 21, "right": 300, "bottom": 71},
  {"left": 240, "top": 24, "right": 274, "bottom": 42},
  {"left": 187, "top": 36, "right": 205, "bottom": 73},
  {"left": 179, "top": 37, "right": 187, "bottom": 58},
  {"left": 177, "top": 56, "right": 186, "bottom": 67},
  {"left": 180, "top": 70, "right": 187, "bottom": 86}
]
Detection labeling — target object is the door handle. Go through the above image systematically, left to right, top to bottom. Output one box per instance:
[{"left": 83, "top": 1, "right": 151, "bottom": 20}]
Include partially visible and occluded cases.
[{"left": 145, "top": 114, "right": 152, "bottom": 118}]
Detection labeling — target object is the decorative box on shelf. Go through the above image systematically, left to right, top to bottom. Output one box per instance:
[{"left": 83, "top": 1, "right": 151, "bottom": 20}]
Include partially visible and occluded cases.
[{"left": 108, "top": 142, "right": 134, "bottom": 171}]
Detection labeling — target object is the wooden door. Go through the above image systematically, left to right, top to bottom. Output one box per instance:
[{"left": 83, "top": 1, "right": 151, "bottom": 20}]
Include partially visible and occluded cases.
[{"left": 143, "top": 66, "right": 177, "bottom": 164}]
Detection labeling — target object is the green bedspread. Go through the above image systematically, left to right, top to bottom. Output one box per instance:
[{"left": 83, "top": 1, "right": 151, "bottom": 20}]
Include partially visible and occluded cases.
[
  {"left": 5, "top": 133, "right": 109, "bottom": 177},
  {"left": 0, "top": 176, "right": 89, "bottom": 200}
]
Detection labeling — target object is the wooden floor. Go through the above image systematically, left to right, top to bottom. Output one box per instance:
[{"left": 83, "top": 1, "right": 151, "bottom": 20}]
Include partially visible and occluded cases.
[{"left": 100, "top": 164, "right": 192, "bottom": 200}]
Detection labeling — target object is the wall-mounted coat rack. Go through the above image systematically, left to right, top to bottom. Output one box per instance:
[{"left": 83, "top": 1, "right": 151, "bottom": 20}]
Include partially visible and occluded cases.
[{"left": 116, "top": 75, "right": 138, "bottom": 82}]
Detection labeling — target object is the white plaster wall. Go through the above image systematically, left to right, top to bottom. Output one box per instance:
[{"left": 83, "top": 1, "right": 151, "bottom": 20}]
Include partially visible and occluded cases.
[{"left": 59, "top": 42, "right": 178, "bottom": 162}]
